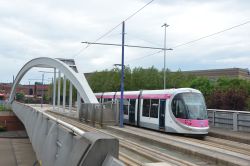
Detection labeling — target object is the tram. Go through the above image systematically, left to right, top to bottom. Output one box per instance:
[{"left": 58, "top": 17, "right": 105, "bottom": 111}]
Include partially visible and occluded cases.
[{"left": 95, "top": 88, "right": 209, "bottom": 135}]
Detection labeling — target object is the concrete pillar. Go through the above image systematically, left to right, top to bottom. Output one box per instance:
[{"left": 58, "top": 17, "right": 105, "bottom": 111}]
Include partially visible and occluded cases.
[
  {"left": 53, "top": 68, "right": 56, "bottom": 111},
  {"left": 57, "top": 71, "right": 61, "bottom": 111},
  {"left": 63, "top": 75, "right": 66, "bottom": 112},
  {"left": 69, "top": 82, "right": 73, "bottom": 112},
  {"left": 77, "top": 92, "right": 81, "bottom": 118},
  {"left": 212, "top": 111, "right": 215, "bottom": 126},
  {"left": 233, "top": 112, "right": 238, "bottom": 131}
]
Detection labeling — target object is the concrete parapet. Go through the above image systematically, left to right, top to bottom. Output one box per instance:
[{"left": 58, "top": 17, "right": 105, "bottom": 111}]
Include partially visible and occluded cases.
[{"left": 11, "top": 101, "right": 123, "bottom": 166}]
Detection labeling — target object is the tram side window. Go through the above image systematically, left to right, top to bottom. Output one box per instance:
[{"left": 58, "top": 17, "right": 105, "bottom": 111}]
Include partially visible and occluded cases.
[
  {"left": 103, "top": 98, "right": 112, "bottom": 103},
  {"left": 123, "top": 99, "right": 129, "bottom": 115},
  {"left": 129, "top": 99, "right": 136, "bottom": 114},
  {"left": 142, "top": 99, "right": 150, "bottom": 117},
  {"left": 150, "top": 99, "right": 159, "bottom": 118}
]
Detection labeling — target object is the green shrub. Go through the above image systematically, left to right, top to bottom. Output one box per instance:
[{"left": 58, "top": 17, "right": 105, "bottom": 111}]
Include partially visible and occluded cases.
[
  {"left": 0, "top": 105, "right": 4, "bottom": 111},
  {"left": 0, "top": 105, "right": 12, "bottom": 112},
  {"left": 0, "top": 125, "right": 6, "bottom": 132}
]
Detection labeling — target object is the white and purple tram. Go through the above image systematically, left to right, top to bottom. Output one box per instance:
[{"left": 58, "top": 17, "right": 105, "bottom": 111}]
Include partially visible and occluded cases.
[{"left": 95, "top": 88, "right": 209, "bottom": 135}]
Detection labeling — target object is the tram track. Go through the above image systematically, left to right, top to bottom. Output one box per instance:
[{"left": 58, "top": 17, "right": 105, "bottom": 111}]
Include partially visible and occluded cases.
[
  {"left": 47, "top": 111, "right": 202, "bottom": 166},
  {"left": 106, "top": 125, "right": 250, "bottom": 166},
  {"left": 123, "top": 125, "right": 250, "bottom": 157},
  {"left": 208, "top": 129, "right": 250, "bottom": 145},
  {"left": 194, "top": 136, "right": 250, "bottom": 156},
  {"left": 204, "top": 136, "right": 250, "bottom": 153},
  {"left": 119, "top": 152, "right": 142, "bottom": 166}
]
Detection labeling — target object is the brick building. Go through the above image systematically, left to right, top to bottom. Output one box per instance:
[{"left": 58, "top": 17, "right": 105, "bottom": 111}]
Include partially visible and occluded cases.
[
  {"left": 183, "top": 68, "right": 250, "bottom": 80},
  {"left": 0, "top": 83, "right": 49, "bottom": 98}
]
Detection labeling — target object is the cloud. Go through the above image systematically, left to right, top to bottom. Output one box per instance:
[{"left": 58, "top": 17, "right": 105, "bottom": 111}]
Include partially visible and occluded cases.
[
  {"left": 0, "top": 0, "right": 250, "bottom": 83},
  {"left": 215, "top": 57, "right": 250, "bottom": 64}
]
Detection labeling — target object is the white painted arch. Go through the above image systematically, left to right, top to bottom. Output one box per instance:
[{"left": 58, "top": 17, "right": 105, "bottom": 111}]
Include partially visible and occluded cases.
[{"left": 9, "top": 57, "right": 98, "bottom": 104}]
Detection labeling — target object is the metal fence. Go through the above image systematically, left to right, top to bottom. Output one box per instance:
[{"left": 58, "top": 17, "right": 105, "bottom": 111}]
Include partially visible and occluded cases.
[
  {"left": 79, "top": 102, "right": 119, "bottom": 127},
  {"left": 208, "top": 109, "right": 250, "bottom": 132}
]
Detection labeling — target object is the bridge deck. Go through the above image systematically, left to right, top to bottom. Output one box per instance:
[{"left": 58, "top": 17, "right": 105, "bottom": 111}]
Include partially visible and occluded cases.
[{"left": 29, "top": 103, "right": 250, "bottom": 142}]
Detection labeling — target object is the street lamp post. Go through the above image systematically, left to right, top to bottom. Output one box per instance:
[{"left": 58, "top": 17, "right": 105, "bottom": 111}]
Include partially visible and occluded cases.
[
  {"left": 120, "top": 21, "right": 125, "bottom": 128},
  {"left": 111, "top": 22, "right": 126, "bottom": 128},
  {"left": 162, "top": 23, "right": 169, "bottom": 89},
  {"left": 38, "top": 70, "right": 58, "bottom": 111},
  {"left": 41, "top": 73, "right": 44, "bottom": 108},
  {"left": 51, "top": 77, "right": 54, "bottom": 105},
  {"left": 28, "top": 78, "right": 52, "bottom": 107},
  {"left": 28, "top": 81, "right": 30, "bottom": 104}
]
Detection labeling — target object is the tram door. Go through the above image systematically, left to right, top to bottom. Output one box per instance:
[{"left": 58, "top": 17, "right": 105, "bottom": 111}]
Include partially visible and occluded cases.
[
  {"left": 129, "top": 99, "right": 136, "bottom": 124},
  {"left": 159, "top": 99, "right": 166, "bottom": 128}
]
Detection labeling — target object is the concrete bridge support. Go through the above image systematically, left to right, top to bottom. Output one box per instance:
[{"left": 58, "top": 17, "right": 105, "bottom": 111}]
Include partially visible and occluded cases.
[
  {"left": 53, "top": 68, "right": 56, "bottom": 110},
  {"left": 57, "top": 71, "right": 61, "bottom": 111},
  {"left": 63, "top": 75, "right": 66, "bottom": 112},
  {"left": 69, "top": 82, "right": 73, "bottom": 112}
]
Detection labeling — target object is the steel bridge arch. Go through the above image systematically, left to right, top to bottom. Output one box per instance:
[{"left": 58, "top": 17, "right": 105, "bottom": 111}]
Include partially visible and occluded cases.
[{"left": 9, "top": 57, "right": 98, "bottom": 104}]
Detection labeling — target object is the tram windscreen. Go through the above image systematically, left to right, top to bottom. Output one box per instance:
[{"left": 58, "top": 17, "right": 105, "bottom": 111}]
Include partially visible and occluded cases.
[{"left": 171, "top": 93, "right": 208, "bottom": 120}]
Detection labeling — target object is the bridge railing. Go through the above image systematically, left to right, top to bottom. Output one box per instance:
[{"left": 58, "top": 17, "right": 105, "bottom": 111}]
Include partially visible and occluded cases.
[
  {"left": 11, "top": 101, "right": 123, "bottom": 166},
  {"left": 79, "top": 102, "right": 119, "bottom": 127},
  {"left": 207, "top": 109, "right": 250, "bottom": 132}
]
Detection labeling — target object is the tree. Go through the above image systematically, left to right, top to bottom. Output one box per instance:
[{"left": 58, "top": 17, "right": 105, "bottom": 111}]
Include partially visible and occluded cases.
[
  {"left": 131, "top": 66, "right": 162, "bottom": 90},
  {"left": 86, "top": 67, "right": 250, "bottom": 111},
  {"left": 189, "top": 77, "right": 214, "bottom": 97},
  {"left": 212, "top": 78, "right": 250, "bottom": 110},
  {"left": 16, "top": 93, "right": 25, "bottom": 101}
]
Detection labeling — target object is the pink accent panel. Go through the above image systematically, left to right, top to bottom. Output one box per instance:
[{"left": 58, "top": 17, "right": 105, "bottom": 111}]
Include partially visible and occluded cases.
[
  {"left": 141, "top": 94, "right": 172, "bottom": 99},
  {"left": 95, "top": 95, "right": 102, "bottom": 98},
  {"left": 102, "top": 95, "right": 114, "bottom": 99},
  {"left": 115, "top": 95, "right": 139, "bottom": 99},
  {"left": 176, "top": 118, "right": 209, "bottom": 127}
]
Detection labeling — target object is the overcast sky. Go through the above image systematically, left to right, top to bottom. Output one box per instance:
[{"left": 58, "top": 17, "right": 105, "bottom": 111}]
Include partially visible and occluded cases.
[{"left": 0, "top": 0, "right": 250, "bottom": 84}]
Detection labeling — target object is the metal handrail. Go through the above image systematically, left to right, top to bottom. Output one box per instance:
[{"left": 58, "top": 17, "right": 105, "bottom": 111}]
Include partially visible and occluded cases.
[{"left": 207, "top": 109, "right": 250, "bottom": 114}]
